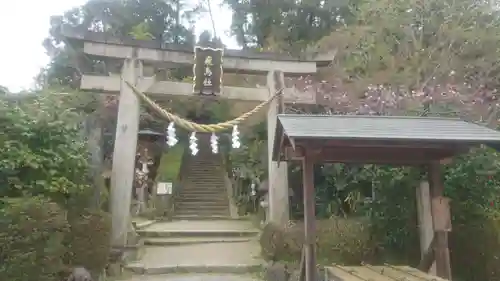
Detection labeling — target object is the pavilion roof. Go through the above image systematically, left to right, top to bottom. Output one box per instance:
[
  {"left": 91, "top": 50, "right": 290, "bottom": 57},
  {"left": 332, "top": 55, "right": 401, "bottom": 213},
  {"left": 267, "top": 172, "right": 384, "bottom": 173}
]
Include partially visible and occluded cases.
[{"left": 272, "top": 114, "right": 500, "bottom": 164}]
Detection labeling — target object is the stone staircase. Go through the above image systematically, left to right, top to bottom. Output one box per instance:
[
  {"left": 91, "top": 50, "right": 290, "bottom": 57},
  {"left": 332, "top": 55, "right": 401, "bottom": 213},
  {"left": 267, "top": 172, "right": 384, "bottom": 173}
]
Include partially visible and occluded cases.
[
  {"left": 174, "top": 136, "right": 231, "bottom": 218},
  {"left": 121, "top": 137, "right": 263, "bottom": 280},
  {"left": 125, "top": 220, "right": 263, "bottom": 277}
]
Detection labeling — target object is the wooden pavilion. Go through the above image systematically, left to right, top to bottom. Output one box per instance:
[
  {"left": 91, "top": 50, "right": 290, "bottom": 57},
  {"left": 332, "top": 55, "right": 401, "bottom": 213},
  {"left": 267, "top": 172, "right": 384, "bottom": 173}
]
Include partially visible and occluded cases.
[{"left": 272, "top": 114, "right": 500, "bottom": 281}]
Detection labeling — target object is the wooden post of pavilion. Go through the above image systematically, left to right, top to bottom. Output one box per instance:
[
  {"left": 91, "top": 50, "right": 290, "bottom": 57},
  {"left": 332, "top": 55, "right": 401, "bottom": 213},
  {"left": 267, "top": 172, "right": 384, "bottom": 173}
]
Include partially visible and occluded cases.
[
  {"left": 302, "top": 148, "right": 317, "bottom": 281},
  {"left": 427, "top": 161, "right": 452, "bottom": 279}
]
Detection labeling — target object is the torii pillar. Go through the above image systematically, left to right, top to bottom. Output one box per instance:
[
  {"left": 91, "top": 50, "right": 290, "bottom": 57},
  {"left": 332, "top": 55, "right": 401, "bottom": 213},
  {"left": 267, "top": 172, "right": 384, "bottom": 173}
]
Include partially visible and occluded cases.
[
  {"left": 110, "top": 59, "right": 142, "bottom": 247},
  {"left": 266, "top": 70, "right": 289, "bottom": 226}
]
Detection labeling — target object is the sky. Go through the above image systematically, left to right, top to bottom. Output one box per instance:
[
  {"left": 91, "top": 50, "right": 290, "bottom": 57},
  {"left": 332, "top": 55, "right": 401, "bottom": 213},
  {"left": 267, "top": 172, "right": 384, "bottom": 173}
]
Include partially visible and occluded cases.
[{"left": 0, "top": 0, "right": 236, "bottom": 92}]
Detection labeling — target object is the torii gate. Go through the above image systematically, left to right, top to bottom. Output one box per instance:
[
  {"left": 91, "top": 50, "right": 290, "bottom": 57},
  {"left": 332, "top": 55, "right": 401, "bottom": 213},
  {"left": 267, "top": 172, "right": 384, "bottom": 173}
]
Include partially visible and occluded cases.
[{"left": 61, "top": 27, "right": 330, "bottom": 248}]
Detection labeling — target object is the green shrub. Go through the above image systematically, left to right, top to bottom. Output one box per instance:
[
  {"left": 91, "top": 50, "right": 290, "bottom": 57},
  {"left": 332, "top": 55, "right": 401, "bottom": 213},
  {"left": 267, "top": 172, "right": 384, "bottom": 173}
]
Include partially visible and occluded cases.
[
  {"left": 0, "top": 92, "right": 112, "bottom": 280},
  {"left": 0, "top": 93, "right": 89, "bottom": 206},
  {"left": 156, "top": 144, "right": 185, "bottom": 182},
  {"left": 366, "top": 147, "right": 500, "bottom": 279},
  {"left": 445, "top": 148, "right": 500, "bottom": 280},
  {"left": 368, "top": 166, "right": 421, "bottom": 265},
  {"left": 0, "top": 197, "right": 69, "bottom": 281},
  {"left": 0, "top": 199, "right": 112, "bottom": 281},
  {"left": 65, "top": 209, "right": 112, "bottom": 276},
  {"left": 450, "top": 214, "right": 500, "bottom": 281},
  {"left": 260, "top": 218, "right": 373, "bottom": 264},
  {"left": 316, "top": 218, "right": 373, "bottom": 264},
  {"left": 260, "top": 222, "right": 287, "bottom": 261}
]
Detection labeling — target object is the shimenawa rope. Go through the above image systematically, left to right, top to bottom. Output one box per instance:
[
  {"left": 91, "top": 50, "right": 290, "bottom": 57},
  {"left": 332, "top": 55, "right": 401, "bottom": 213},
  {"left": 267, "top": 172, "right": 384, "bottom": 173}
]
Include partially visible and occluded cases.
[{"left": 123, "top": 78, "right": 283, "bottom": 133}]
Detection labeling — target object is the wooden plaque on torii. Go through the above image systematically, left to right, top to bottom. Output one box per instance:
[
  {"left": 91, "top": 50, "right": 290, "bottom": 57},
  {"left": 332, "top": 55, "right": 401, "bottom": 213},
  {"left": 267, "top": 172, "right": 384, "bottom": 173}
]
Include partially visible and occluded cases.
[{"left": 193, "top": 46, "right": 223, "bottom": 96}]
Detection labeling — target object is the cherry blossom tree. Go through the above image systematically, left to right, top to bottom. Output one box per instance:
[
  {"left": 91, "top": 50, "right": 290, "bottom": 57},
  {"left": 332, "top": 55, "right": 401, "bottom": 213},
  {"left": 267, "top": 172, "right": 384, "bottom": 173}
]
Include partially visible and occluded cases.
[{"left": 288, "top": 0, "right": 500, "bottom": 128}]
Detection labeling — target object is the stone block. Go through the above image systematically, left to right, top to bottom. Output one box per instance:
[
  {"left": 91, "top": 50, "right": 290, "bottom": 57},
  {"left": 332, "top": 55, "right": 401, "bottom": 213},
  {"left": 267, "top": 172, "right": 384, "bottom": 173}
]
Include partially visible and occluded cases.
[{"left": 265, "top": 262, "right": 290, "bottom": 281}]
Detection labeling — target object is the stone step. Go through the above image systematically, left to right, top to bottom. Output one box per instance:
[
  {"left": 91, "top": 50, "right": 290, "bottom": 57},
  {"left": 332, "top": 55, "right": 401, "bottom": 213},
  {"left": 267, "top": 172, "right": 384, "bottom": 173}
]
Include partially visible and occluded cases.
[
  {"left": 187, "top": 167, "right": 221, "bottom": 170},
  {"left": 187, "top": 172, "right": 220, "bottom": 174},
  {"left": 187, "top": 175, "right": 223, "bottom": 178},
  {"left": 185, "top": 176, "right": 224, "bottom": 179},
  {"left": 186, "top": 176, "right": 223, "bottom": 180},
  {"left": 186, "top": 177, "right": 221, "bottom": 179},
  {"left": 186, "top": 177, "right": 223, "bottom": 180},
  {"left": 185, "top": 180, "right": 223, "bottom": 182},
  {"left": 184, "top": 181, "right": 224, "bottom": 184},
  {"left": 183, "top": 182, "right": 224, "bottom": 186},
  {"left": 185, "top": 182, "right": 225, "bottom": 186},
  {"left": 186, "top": 182, "right": 223, "bottom": 185},
  {"left": 182, "top": 183, "right": 225, "bottom": 187},
  {"left": 182, "top": 184, "right": 225, "bottom": 187},
  {"left": 180, "top": 187, "right": 225, "bottom": 191},
  {"left": 183, "top": 188, "right": 225, "bottom": 192},
  {"left": 178, "top": 189, "right": 226, "bottom": 194},
  {"left": 178, "top": 191, "right": 226, "bottom": 196},
  {"left": 178, "top": 192, "right": 226, "bottom": 196},
  {"left": 177, "top": 196, "right": 226, "bottom": 200},
  {"left": 177, "top": 196, "right": 226, "bottom": 201},
  {"left": 175, "top": 197, "right": 229, "bottom": 201},
  {"left": 176, "top": 197, "right": 228, "bottom": 203},
  {"left": 176, "top": 200, "right": 228, "bottom": 206},
  {"left": 176, "top": 200, "right": 227, "bottom": 205},
  {"left": 176, "top": 204, "right": 228, "bottom": 208},
  {"left": 175, "top": 205, "right": 230, "bottom": 210},
  {"left": 175, "top": 205, "right": 228, "bottom": 211},
  {"left": 176, "top": 205, "right": 228, "bottom": 210},
  {"left": 175, "top": 207, "right": 229, "bottom": 213},
  {"left": 174, "top": 208, "right": 229, "bottom": 214},
  {"left": 174, "top": 210, "right": 230, "bottom": 217},
  {"left": 173, "top": 213, "right": 231, "bottom": 219},
  {"left": 173, "top": 214, "right": 231, "bottom": 219},
  {"left": 171, "top": 215, "right": 236, "bottom": 220},
  {"left": 132, "top": 219, "right": 156, "bottom": 230},
  {"left": 138, "top": 220, "right": 257, "bottom": 231},
  {"left": 137, "top": 229, "right": 258, "bottom": 238},
  {"left": 143, "top": 236, "right": 252, "bottom": 246},
  {"left": 125, "top": 241, "right": 262, "bottom": 274},
  {"left": 126, "top": 264, "right": 262, "bottom": 275},
  {"left": 116, "top": 273, "right": 262, "bottom": 281}
]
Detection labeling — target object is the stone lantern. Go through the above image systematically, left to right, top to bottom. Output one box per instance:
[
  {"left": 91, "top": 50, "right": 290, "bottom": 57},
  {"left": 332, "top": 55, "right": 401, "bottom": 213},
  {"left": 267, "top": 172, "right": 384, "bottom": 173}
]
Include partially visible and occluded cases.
[
  {"left": 133, "top": 129, "right": 165, "bottom": 215},
  {"left": 258, "top": 179, "right": 269, "bottom": 227}
]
